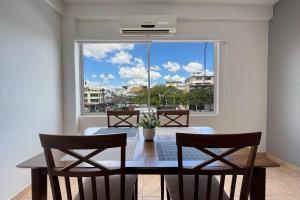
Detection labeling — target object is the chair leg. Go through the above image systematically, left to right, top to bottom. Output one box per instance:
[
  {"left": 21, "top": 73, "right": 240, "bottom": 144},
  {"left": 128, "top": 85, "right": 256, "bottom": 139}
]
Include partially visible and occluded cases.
[
  {"left": 161, "top": 175, "right": 164, "bottom": 200},
  {"left": 135, "top": 177, "right": 138, "bottom": 200}
]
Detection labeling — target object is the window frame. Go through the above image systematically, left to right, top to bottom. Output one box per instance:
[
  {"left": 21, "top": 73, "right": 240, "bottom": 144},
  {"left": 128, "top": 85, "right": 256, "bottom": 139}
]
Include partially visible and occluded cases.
[{"left": 79, "top": 40, "right": 220, "bottom": 116}]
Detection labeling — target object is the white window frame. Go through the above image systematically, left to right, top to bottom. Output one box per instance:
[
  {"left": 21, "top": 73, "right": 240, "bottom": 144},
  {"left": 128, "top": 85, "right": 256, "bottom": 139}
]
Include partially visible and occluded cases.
[{"left": 79, "top": 40, "right": 220, "bottom": 116}]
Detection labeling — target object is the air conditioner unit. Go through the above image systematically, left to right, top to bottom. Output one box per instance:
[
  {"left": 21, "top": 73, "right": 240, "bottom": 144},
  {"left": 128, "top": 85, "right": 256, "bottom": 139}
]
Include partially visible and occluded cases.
[{"left": 119, "top": 15, "right": 177, "bottom": 36}]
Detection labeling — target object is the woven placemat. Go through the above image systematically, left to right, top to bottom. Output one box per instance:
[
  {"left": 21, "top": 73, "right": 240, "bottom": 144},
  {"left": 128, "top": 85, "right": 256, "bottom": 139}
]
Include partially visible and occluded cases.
[
  {"left": 93, "top": 127, "right": 138, "bottom": 137},
  {"left": 156, "top": 141, "right": 221, "bottom": 161}
]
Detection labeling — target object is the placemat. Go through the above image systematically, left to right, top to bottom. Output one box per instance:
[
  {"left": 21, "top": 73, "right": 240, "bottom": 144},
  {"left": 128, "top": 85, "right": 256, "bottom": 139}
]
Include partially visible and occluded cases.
[
  {"left": 93, "top": 127, "right": 138, "bottom": 137},
  {"left": 156, "top": 141, "right": 221, "bottom": 161}
]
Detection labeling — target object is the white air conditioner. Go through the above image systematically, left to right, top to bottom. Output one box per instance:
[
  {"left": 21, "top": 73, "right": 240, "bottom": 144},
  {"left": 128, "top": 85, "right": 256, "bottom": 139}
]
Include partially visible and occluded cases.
[{"left": 119, "top": 15, "right": 177, "bottom": 36}]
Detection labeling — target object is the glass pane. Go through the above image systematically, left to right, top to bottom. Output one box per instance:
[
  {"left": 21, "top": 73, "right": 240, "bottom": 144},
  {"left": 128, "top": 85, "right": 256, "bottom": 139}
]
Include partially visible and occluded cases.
[
  {"left": 149, "top": 42, "right": 215, "bottom": 113},
  {"left": 82, "top": 43, "right": 148, "bottom": 114}
]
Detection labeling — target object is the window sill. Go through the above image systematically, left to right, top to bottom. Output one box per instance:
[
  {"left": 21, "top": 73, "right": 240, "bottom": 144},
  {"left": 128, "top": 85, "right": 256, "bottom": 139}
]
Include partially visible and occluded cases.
[{"left": 80, "top": 112, "right": 218, "bottom": 118}]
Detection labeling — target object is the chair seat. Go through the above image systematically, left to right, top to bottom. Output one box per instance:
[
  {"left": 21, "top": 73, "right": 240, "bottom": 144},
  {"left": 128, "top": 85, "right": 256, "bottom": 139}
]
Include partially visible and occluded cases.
[
  {"left": 73, "top": 175, "right": 137, "bottom": 200},
  {"left": 165, "top": 175, "right": 229, "bottom": 200}
]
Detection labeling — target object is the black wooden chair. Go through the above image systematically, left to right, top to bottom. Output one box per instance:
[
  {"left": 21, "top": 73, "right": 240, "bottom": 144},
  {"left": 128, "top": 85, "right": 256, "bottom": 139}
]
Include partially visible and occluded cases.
[
  {"left": 107, "top": 110, "right": 140, "bottom": 128},
  {"left": 157, "top": 110, "right": 189, "bottom": 127},
  {"left": 165, "top": 132, "right": 261, "bottom": 200},
  {"left": 39, "top": 133, "right": 138, "bottom": 200}
]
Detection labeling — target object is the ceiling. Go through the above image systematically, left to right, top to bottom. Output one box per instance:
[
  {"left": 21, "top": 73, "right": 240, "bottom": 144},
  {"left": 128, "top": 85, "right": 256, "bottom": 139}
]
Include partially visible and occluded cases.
[{"left": 63, "top": 0, "right": 279, "bottom": 5}]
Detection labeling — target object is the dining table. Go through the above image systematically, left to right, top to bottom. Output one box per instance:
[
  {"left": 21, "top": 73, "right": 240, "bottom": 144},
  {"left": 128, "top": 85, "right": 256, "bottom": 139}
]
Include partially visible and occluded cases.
[{"left": 17, "top": 126, "right": 279, "bottom": 200}]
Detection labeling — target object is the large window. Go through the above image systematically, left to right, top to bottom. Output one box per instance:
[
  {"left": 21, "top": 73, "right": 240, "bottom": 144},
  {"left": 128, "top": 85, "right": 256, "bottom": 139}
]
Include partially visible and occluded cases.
[{"left": 81, "top": 42, "right": 218, "bottom": 115}]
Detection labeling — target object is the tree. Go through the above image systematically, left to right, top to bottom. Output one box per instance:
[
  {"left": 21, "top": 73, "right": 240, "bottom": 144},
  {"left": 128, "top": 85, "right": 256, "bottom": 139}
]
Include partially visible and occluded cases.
[
  {"left": 131, "top": 85, "right": 188, "bottom": 108},
  {"left": 188, "top": 86, "right": 214, "bottom": 111}
]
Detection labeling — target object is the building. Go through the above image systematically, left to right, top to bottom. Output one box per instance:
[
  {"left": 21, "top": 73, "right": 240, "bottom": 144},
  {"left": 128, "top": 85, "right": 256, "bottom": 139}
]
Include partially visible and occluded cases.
[
  {"left": 184, "top": 72, "right": 214, "bottom": 91},
  {"left": 165, "top": 81, "right": 186, "bottom": 90},
  {"left": 127, "top": 85, "right": 147, "bottom": 94},
  {"left": 84, "top": 86, "right": 105, "bottom": 104}
]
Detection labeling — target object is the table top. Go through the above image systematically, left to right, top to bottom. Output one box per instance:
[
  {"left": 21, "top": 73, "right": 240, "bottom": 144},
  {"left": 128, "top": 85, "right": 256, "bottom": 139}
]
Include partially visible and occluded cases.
[{"left": 17, "top": 127, "right": 279, "bottom": 174}]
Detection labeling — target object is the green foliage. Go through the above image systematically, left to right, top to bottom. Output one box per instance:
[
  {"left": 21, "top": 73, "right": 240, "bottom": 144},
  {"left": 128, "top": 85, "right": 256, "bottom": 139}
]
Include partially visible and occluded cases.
[
  {"left": 122, "top": 84, "right": 214, "bottom": 111},
  {"left": 188, "top": 86, "right": 214, "bottom": 110},
  {"left": 138, "top": 112, "right": 160, "bottom": 129}
]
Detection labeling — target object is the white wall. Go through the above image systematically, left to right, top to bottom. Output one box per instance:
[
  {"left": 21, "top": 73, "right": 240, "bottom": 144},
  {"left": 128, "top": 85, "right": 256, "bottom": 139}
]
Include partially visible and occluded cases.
[
  {"left": 0, "top": 0, "right": 63, "bottom": 199},
  {"left": 267, "top": 0, "right": 300, "bottom": 166},
  {"left": 63, "top": 3, "right": 272, "bottom": 151}
]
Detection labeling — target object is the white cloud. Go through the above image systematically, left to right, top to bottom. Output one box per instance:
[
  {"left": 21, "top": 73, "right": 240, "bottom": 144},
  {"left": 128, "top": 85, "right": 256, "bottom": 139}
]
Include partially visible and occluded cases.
[
  {"left": 83, "top": 43, "right": 134, "bottom": 60},
  {"left": 110, "top": 51, "right": 132, "bottom": 65},
  {"left": 119, "top": 56, "right": 161, "bottom": 81},
  {"left": 133, "top": 57, "right": 144, "bottom": 67},
  {"left": 119, "top": 58, "right": 161, "bottom": 86},
  {"left": 163, "top": 61, "right": 181, "bottom": 73},
  {"left": 183, "top": 62, "right": 203, "bottom": 73},
  {"left": 119, "top": 65, "right": 148, "bottom": 80},
  {"left": 150, "top": 65, "right": 160, "bottom": 71},
  {"left": 119, "top": 66, "right": 161, "bottom": 80},
  {"left": 150, "top": 71, "right": 161, "bottom": 79},
  {"left": 100, "top": 73, "right": 115, "bottom": 81},
  {"left": 92, "top": 74, "right": 97, "bottom": 78},
  {"left": 163, "top": 74, "right": 185, "bottom": 82},
  {"left": 128, "top": 79, "right": 147, "bottom": 86},
  {"left": 85, "top": 80, "right": 120, "bottom": 90}
]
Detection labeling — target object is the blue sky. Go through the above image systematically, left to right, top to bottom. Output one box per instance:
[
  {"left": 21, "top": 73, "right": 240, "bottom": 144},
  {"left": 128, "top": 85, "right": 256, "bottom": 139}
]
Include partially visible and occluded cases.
[{"left": 83, "top": 42, "right": 214, "bottom": 89}]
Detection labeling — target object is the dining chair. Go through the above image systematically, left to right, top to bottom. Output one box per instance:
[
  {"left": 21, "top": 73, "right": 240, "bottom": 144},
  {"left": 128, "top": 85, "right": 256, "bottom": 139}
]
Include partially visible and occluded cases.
[
  {"left": 107, "top": 110, "right": 140, "bottom": 128},
  {"left": 156, "top": 110, "right": 190, "bottom": 200},
  {"left": 157, "top": 110, "right": 189, "bottom": 127},
  {"left": 165, "top": 132, "right": 261, "bottom": 200},
  {"left": 39, "top": 133, "right": 137, "bottom": 200}
]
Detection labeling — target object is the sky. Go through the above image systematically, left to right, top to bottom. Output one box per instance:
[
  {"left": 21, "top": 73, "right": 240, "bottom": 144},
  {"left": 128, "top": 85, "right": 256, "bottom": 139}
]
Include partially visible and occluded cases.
[{"left": 83, "top": 42, "right": 215, "bottom": 89}]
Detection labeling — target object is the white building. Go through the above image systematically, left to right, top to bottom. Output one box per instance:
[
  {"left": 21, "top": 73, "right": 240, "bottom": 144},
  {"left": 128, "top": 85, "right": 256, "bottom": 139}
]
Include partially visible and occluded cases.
[{"left": 184, "top": 72, "right": 214, "bottom": 91}]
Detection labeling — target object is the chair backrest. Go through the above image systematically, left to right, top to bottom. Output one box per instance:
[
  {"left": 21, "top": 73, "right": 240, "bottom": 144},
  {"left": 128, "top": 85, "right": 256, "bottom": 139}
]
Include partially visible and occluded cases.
[
  {"left": 107, "top": 110, "right": 140, "bottom": 127},
  {"left": 157, "top": 110, "right": 189, "bottom": 127},
  {"left": 176, "top": 132, "right": 261, "bottom": 200},
  {"left": 39, "top": 133, "right": 127, "bottom": 200}
]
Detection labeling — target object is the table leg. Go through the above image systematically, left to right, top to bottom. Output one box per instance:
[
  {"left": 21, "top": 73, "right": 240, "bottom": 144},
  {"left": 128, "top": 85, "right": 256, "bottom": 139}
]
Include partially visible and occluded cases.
[
  {"left": 250, "top": 167, "right": 266, "bottom": 200},
  {"left": 31, "top": 168, "right": 48, "bottom": 200},
  {"left": 161, "top": 175, "right": 164, "bottom": 200}
]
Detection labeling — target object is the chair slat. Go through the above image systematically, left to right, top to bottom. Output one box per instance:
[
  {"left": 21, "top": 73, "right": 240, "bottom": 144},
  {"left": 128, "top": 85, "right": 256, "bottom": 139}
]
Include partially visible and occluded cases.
[
  {"left": 105, "top": 175, "right": 110, "bottom": 200},
  {"left": 194, "top": 175, "right": 199, "bottom": 200},
  {"left": 206, "top": 175, "right": 212, "bottom": 200},
  {"left": 218, "top": 175, "right": 225, "bottom": 200},
  {"left": 230, "top": 175, "right": 237, "bottom": 200},
  {"left": 91, "top": 176, "right": 97, "bottom": 200},
  {"left": 65, "top": 177, "right": 72, "bottom": 200},
  {"left": 78, "top": 177, "right": 84, "bottom": 200}
]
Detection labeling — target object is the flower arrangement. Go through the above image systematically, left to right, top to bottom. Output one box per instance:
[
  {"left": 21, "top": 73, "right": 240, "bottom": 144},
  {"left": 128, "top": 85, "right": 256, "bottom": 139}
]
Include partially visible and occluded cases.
[
  {"left": 138, "top": 111, "right": 160, "bottom": 129},
  {"left": 138, "top": 111, "right": 159, "bottom": 140}
]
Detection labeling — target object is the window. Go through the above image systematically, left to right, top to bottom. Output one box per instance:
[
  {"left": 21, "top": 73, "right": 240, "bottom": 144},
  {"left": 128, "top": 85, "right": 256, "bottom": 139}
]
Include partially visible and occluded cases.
[{"left": 81, "top": 42, "right": 218, "bottom": 114}]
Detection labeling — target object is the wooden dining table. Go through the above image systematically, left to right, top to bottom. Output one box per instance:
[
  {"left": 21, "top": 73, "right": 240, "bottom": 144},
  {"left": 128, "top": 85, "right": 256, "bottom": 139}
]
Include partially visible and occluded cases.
[{"left": 17, "top": 127, "right": 279, "bottom": 200}]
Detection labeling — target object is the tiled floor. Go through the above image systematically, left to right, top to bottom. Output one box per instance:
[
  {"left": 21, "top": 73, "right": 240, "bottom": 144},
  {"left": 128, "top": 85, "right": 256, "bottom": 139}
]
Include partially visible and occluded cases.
[{"left": 17, "top": 165, "right": 300, "bottom": 200}]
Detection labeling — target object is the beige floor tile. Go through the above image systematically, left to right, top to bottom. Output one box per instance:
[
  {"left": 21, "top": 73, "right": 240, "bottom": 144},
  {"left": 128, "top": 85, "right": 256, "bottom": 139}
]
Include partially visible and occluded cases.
[
  {"left": 267, "top": 165, "right": 300, "bottom": 178},
  {"left": 138, "top": 175, "right": 144, "bottom": 196},
  {"left": 142, "top": 175, "right": 166, "bottom": 197},
  {"left": 267, "top": 177, "right": 300, "bottom": 196},
  {"left": 23, "top": 190, "right": 31, "bottom": 198},
  {"left": 273, "top": 195, "right": 300, "bottom": 200},
  {"left": 266, "top": 196, "right": 278, "bottom": 200},
  {"left": 142, "top": 197, "right": 161, "bottom": 200}
]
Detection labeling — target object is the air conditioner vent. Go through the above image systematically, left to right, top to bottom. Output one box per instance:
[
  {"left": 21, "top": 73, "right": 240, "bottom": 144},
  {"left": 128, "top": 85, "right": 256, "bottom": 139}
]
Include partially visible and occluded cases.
[{"left": 120, "top": 15, "right": 176, "bottom": 36}]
